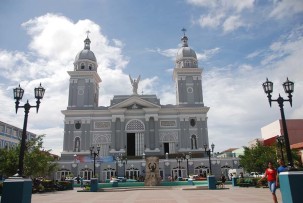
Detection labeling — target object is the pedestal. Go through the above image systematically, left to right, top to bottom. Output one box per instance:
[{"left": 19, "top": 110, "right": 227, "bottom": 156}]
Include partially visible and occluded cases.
[
  {"left": 144, "top": 157, "right": 161, "bottom": 186},
  {"left": 279, "top": 171, "right": 303, "bottom": 203},
  {"left": 207, "top": 175, "right": 216, "bottom": 190},
  {"left": 2, "top": 177, "right": 32, "bottom": 203},
  {"left": 232, "top": 177, "right": 238, "bottom": 186},
  {"left": 90, "top": 178, "right": 98, "bottom": 192}
]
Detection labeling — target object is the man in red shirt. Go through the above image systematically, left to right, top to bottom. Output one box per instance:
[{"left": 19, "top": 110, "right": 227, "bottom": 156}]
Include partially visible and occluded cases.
[{"left": 259, "top": 161, "right": 278, "bottom": 203}]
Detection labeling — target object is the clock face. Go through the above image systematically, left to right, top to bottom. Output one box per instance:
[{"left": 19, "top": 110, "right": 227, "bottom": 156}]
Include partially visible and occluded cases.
[{"left": 187, "top": 87, "right": 193, "bottom": 93}]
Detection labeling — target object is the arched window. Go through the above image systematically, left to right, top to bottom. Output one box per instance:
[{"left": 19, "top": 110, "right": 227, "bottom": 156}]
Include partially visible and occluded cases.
[
  {"left": 185, "top": 60, "right": 190, "bottom": 67},
  {"left": 81, "top": 63, "right": 85, "bottom": 69},
  {"left": 89, "top": 64, "right": 93, "bottom": 70},
  {"left": 191, "top": 135, "right": 197, "bottom": 149},
  {"left": 74, "top": 137, "right": 80, "bottom": 152},
  {"left": 125, "top": 167, "right": 140, "bottom": 179},
  {"left": 80, "top": 168, "right": 93, "bottom": 180},
  {"left": 56, "top": 169, "right": 71, "bottom": 181}
]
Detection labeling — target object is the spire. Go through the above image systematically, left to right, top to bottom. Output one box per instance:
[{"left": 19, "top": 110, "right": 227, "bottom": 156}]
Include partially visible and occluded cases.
[
  {"left": 181, "top": 28, "right": 188, "bottom": 47},
  {"left": 84, "top": 30, "right": 91, "bottom": 50}
]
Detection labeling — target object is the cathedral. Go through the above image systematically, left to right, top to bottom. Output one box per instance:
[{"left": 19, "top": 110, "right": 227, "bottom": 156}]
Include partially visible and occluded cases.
[{"left": 56, "top": 32, "right": 240, "bottom": 181}]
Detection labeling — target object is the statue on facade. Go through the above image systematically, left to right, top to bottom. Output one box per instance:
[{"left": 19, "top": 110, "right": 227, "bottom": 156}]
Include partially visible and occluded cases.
[{"left": 129, "top": 74, "right": 141, "bottom": 95}]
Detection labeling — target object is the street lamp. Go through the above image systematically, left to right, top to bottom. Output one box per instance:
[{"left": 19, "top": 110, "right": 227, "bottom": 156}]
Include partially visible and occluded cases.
[
  {"left": 262, "top": 78, "right": 294, "bottom": 168},
  {"left": 13, "top": 83, "right": 45, "bottom": 177},
  {"left": 276, "top": 135, "right": 285, "bottom": 163},
  {"left": 204, "top": 143, "right": 215, "bottom": 175},
  {"left": 90, "top": 145, "right": 100, "bottom": 177},
  {"left": 184, "top": 152, "right": 192, "bottom": 178},
  {"left": 116, "top": 153, "right": 127, "bottom": 177},
  {"left": 176, "top": 156, "right": 184, "bottom": 179}
]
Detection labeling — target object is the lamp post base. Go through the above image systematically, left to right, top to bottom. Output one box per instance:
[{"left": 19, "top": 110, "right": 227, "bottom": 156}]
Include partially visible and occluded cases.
[
  {"left": 279, "top": 171, "right": 303, "bottom": 203},
  {"left": 207, "top": 175, "right": 216, "bottom": 190},
  {"left": 2, "top": 177, "right": 32, "bottom": 203},
  {"left": 90, "top": 178, "right": 98, "bottom": 192}
]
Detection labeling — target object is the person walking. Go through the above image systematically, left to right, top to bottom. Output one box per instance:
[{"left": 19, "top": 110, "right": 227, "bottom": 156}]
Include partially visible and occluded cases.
[
  {"left": 259, "top": 161, "right": 278, "bottom": 203},
  {"left": 220, "top": 174, "right": 226, "bottom": 188},
  {"left": 76, "top": 175, "right": 80, "bottom": 184}
]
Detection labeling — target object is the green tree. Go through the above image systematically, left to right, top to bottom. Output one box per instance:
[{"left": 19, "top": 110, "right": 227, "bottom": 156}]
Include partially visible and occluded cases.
[
  {"left": 0, "top": 135, "right": 58, "bottom": 178},
  {"left": 239, "top": 142, "right": 277, "bottom": 173},
  {"left": 239, "top": 142, "right": 302, "bottom": 173}
]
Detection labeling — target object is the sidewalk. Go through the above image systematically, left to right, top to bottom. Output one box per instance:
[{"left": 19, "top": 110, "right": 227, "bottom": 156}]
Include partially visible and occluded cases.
[{"left": 31, "top": 186, "right": 282, "bottom": 203}]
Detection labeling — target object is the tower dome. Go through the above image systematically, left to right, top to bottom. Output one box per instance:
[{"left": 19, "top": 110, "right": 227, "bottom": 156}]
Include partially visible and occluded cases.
[
  {"left": 175, "top": 32, "right": 198, "bottom": 69},
  {"left": 74, "top": 35, "right": 98, "bottom": 71}
]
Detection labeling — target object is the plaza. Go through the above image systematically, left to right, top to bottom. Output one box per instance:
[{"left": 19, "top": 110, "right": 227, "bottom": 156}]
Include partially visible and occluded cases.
[{"left": 31, "top": 185, "right": 282, "bottom": 203}]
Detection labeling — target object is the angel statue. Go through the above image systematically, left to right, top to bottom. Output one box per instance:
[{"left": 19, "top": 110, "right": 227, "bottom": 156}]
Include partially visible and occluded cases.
[{"left": 129, "top": 74, "right": 141, "bottom": 95}]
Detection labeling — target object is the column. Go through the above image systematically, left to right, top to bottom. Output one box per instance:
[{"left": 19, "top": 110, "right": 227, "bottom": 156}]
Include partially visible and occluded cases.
[
  {"left": 144, "top": 116, "right": 150, "bottom": 150},
  {"left": 120, "top": 117, "right": 125, "bottom": 151},
  {"left": 154, "top": 117, "right": 160, "bottom": 149},
  {"left": 197, "top": 117, "right": 203, "bottom": 148},
  {"left": 115, "top": 118, "right": 121, "bottom": 150},
  {"left": 180, "top": 118, "right": 185, "bottom": 149},
  {"left": 111, "top": 119, "right": 116, "bottom": 151},
  {"left": 63, "top": 121, "right": 69, "bottom": 151}
]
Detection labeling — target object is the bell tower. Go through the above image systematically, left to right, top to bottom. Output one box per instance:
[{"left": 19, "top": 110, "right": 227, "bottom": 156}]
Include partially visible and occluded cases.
[
  {"left": 173, "top": 30, "right": 204, "bottom": 106},
  {"left": 67, "top": 35, "right": 101, "bottom": 108}
]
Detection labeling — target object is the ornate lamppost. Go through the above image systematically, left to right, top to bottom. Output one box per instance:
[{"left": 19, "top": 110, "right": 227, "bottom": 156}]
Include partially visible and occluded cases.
[
  {"left": 262, "top": 78, "right": 294, "bottom": 168},
  {"left": 13, "top": 83, "right": 45, "bottom": 177},
  {"left": 276, "top": 135, "right": 285, "bottom": 163},
  {"left": 204, "top": 143, "right": 215, "bottom": 175},
  {"left": 90, "top": 145, "right": 100, "bottom": 177},
  {"left": 183, "top": 152, "right": 192, "bottom": 178},
  {"left": 116, "top": 153, "right": 127, "bottom": 177},
  {"left": 176, "top": 156, "right": 183, "bottom": 179}
]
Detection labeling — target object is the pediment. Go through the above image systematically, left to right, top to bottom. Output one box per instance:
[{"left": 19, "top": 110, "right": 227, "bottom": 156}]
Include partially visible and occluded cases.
[{"left": 109, "top": 95, "right": 161, "bottom": 110}]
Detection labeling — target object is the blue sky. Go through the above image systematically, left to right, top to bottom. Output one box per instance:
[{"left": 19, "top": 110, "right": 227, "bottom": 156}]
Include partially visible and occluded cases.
[{"left": 0, "top": 0, "right": 303, "bottom": 155}]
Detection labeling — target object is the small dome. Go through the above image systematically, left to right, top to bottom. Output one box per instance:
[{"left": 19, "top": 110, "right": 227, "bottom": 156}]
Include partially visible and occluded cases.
[
  {"left": 175, "top": 32, "right": 198, "bottom": 69},
  {"left": 74, "top": 37, "right": 97, "bottom": 63},
  {"left": 176, "top": 47, "right": 197, "bottom": 61},
  {"left": 75, "top": 49, "right": 97, "bottom": 62}
]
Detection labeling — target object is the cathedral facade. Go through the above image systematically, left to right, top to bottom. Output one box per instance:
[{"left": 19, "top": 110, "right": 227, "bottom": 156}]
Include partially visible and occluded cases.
[{"left": 56, "top": 33, "right": 240, "bottom": 181}]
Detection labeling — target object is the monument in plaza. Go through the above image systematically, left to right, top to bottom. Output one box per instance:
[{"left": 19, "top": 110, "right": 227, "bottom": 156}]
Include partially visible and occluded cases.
[{"left": 144, "top": 157, "right": 161, "bottom": 186}]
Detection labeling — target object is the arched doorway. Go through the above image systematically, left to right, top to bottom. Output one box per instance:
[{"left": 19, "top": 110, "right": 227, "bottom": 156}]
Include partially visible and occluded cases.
[
  {"left": 125, "top": 119, "right": 145, "bottom": 156},
  {"left": 194, "top": 165, "right": 209, "bottom": 177}
]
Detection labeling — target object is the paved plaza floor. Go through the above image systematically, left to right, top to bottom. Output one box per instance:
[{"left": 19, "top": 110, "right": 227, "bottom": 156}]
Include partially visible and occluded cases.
[{"left": 31, "top": 185, "right": 282, "bottom": 203}]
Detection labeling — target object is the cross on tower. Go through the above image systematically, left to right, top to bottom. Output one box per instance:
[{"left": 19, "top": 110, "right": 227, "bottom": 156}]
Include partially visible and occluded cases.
[
  {"left": 181, "top": 28, "right": 186, "bottom": 36},
  {"left": 86, "top": 30, "right": 91, "bottom": 38}
]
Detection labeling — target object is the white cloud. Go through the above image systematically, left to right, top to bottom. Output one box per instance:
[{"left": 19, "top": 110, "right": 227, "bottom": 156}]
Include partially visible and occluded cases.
[
  {"left": 187, "top": 0, "right": 255, "bottom": 12},
  {"left": 188, "top": 0, "right": 254, "bottom": 32},
  {"left": 270, "top": 0, "right": 303, "bottom": 19},
  {"left": 0, "top": 13, "right": 159, "bottom": 155},
  {"left": 198, "top": 13, "right": 224, "bottom": 28},
  {"left": 223, "top": 15, "right": 246, "bottom": 33},
  {"left": 112, "top": 39, "right": 124, "bottom": 48},
  {"left": 197, "top": 47, "right": 220, "bottom": 61},
  {"left": 246, "top": 50, "right": 262, "bottom": 59}
]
